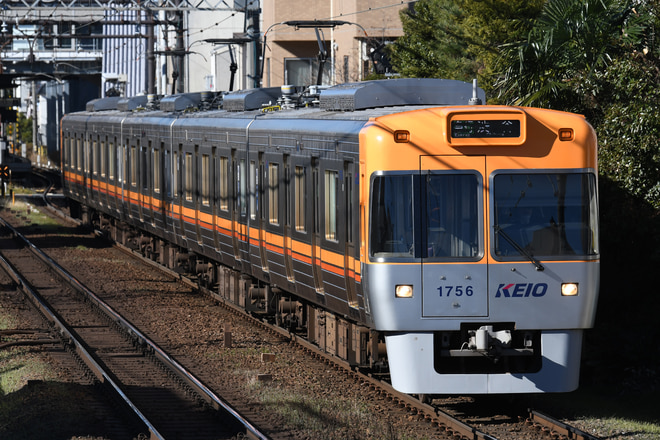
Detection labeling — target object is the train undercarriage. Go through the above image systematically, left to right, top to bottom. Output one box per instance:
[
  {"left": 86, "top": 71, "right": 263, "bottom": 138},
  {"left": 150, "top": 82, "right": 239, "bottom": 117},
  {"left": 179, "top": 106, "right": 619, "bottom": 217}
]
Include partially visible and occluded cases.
[{"left": 85, "top": 208, "right": 387, "bottom": 371}]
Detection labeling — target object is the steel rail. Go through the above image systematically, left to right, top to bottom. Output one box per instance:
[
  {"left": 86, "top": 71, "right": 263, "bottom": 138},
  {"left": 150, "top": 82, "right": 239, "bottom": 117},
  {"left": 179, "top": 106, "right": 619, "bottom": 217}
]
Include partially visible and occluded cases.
[
  {"left": 0, "top": 216, "right": 271, "bottom": 440},
  {"left": 0, "top": 218, "right": 166, "bottom": 440},
  {"left": 529, "top": 409, "right": 602, "bottom": 440}
]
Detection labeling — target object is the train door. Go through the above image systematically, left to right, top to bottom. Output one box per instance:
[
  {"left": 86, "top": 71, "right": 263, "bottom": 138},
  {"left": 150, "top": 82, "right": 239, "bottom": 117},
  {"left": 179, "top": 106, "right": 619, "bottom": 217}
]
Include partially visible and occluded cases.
[
  {"left": 83, "top": 135, "right": 91, "bottom": 202},
  {"left": 75, "top": 136, "right": 82, "bottom": 198},
  {"left": 91, "top": 136, "right": 98, "bottom": 204},
  {"left": 101, "top": 136, "right": 109, "bottom": 208},
  {"left": 109, "top": 137, "right": 119, "bottom": 212},
  {"left": 137, "top": 140, "right": 145, "bottom": 222},
  {"left": 119, "top": 141, "right": 128, "bottom": 219},
  {"left": 128, "top": 142, "right": 139, "bottom": 220},
  {"left": 143, "top": 142, "right": 152, "bottom": 223},
  {"left": 152, "top": 142, "right": 163, "bottom": 228},
  {"left": 177, "top": 145, "right": 186, "bottom": 238},
  {"left": 181, "top": 146, "right": 199, "bottom": 244},
  {"left": 194, "top": 146, "right": 203, "bottom": 244},
  {"left": 160, "top": 147, "right": 169, "bottom": 231},
  {"left": 170, "top": 147, "right": 180, "bottom": 237},
  {"left": 199, "top": 147, "right": 212, "bottom": 247},
  {"left": 212, "top": 148, "right": 221, "bottom": 251},
  {"left": 214, "top": 151, "right": 231, "bottom": 256},
  {"left": 233, "top": 151, "right": 250, "bottom": 267},
  {"left": 244, "top": 153, "right": 267, "bottom": 271},
  {"left": 258, "top": 153, "right": 268, "bottom": 271},
  {"left": 283, "top": 155, "right": 295, "bottom": 281},
  {"left": 420, "top": 155, "right": 487, "bottom": 318},
  {"left": 312, "top": 157, "right": 324, "bottom": 293},
  {"left": 344, "top": 161, "right": 359, "bottom": 308}
]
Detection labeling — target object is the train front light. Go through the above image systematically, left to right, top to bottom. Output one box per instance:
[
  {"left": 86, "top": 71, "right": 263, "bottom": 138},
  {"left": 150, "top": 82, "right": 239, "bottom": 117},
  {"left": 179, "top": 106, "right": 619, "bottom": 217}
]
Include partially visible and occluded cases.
[
  {"left": 561, "top": 283, "right": 579, "bottom": 296},
  {"left": 395, "top": 284, "right": 414, "bottom": 298}
]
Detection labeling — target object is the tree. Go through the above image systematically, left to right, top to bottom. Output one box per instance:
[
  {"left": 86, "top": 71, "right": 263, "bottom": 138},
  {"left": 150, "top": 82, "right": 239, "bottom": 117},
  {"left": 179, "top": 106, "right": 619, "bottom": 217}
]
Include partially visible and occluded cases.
[
  {"left": 388, "top": 0, "right": 544, "bottom": 94},
  {"left": 388, "top": 0, "right": 476, "bottom": 80},
  {"left": 458, "top": 0, "right": 545, "bottom": 95},
  {"left": 492, "top": 0, "right": 660, "bottom": 206},
  {"left": 493, "top": 0, "right": 646, "bottom": 108},
  {"left": 588, "top": 53, "right": 660, "bottom": 208},
  {"left": 17, "top": 112, "right": 33, "bottom": 145}
]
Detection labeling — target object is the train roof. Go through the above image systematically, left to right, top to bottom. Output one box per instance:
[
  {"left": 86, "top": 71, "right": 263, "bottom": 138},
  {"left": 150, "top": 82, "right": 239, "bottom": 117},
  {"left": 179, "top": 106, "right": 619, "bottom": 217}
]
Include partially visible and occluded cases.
[{"left": 80, "top": 78, "right": 486, "bottom": 121}]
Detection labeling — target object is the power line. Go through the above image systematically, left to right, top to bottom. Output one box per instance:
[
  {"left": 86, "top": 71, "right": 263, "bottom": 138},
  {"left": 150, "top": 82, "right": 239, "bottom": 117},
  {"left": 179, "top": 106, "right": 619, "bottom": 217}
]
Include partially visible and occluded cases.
[{"left": 0, "top": 0, "right": 240, "bottom": 12}]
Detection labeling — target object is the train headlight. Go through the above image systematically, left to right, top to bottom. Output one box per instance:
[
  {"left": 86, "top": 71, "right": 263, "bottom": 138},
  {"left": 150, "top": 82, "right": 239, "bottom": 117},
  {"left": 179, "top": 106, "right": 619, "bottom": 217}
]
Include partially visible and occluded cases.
[
  {"left": 561, "top": 283, "right": 579, "bottom": 296},
  {"left": 395, "top": 284, "right": 414, "bottom": 298}
]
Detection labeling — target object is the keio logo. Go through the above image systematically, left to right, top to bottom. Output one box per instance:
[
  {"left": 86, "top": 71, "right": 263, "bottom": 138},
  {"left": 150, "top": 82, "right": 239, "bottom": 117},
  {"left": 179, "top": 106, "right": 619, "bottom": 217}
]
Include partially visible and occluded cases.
[{"left": 495, "top": 283, "right": 548, "bottom": 298}]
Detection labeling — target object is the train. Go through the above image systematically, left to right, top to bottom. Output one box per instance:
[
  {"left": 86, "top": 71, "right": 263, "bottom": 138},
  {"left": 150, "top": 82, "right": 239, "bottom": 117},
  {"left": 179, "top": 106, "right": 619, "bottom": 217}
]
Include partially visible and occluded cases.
[{"left": 61, "top": 78, "right": 600, "bottom": 394}]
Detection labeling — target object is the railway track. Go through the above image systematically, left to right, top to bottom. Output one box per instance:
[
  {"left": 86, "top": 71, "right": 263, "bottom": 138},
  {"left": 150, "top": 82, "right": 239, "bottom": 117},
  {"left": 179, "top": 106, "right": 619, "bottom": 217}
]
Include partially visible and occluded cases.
[
  {"left": 0, "top": 215, "right": 269, "bottom": 440},
  {"left": 526, "top": 410, "right": 601, "bottom": 440}
]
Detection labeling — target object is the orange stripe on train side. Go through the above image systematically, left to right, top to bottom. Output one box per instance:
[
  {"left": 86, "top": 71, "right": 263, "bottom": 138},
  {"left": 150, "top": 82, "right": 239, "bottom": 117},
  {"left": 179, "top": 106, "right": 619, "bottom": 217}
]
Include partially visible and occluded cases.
[{"left": 72, "top": 176, "right": 363, "bottom": 284}]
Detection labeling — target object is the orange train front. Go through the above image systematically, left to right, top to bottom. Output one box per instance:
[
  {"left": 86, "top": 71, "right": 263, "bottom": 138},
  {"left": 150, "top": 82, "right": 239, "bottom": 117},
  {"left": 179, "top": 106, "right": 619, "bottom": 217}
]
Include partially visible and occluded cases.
[{"left": 62, "top": 79, "right": 599, "bottom": 394}]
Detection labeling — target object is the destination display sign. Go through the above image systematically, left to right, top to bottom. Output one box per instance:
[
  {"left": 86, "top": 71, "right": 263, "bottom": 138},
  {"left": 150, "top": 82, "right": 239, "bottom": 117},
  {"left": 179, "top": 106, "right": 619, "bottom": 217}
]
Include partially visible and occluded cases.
[{"left": 451, "top": 119, "right": 521, "bottom": 138}]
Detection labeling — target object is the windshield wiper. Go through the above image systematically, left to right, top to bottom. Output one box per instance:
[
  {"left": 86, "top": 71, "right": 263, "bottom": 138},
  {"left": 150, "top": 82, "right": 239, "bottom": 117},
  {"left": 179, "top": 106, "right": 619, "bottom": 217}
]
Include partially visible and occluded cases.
[{"left": 494, "top": 225, "right": 544, "bottom": 271}]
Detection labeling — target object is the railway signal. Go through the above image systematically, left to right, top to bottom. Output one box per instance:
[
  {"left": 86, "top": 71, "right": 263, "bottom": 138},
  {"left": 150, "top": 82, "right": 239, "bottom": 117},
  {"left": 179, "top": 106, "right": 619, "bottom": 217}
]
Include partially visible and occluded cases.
[{"left": 0, "top": 165, "right": 9, "bottom": 179}]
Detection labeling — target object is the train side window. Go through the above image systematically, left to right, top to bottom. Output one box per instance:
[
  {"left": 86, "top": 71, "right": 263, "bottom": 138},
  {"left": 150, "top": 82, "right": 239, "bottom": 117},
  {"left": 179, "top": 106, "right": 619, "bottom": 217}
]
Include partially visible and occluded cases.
[
  {"left": 63, "top": 136, "right": 70, "bottom": 169},
  {"left": 71, "top": 137, "right": 75, "bottom": 170},
  {"left": 76, "top": 138, "right": 82, "bottom": 172},
  {"left": 84, "top": 138, "right": 90, "bottom": 174},
  {"left": 100, "top": 138, "right": 106, "bottom": 178},
  {"left": 92, "top": 139, "right": 99, "bottom": 176},
  {"left": 109, "top": 140, "right": 115, "bottom": 180},
  {"left": 118, "top": 142, "right": 127, "bottom": 184},
  {"left": 142, "top": 143, "right": 148, "bottom": 191},
  {"left": 123, "top": 144, "right": 128, "bottom": 184},
  {"left": 130, "top": 145, "right": 138, "bottom": 187},
  {"left": 153, "top": 145, "right": 161, "bottom": 194},
  {"left": 163, "top": 149, "right": 171, "bottom": 197},
  {"left": 172, "top": 151, "right": 178, "bottom": 197},
  {"left": 185, "top": 152, "right": 193, "bottom": 202},
  {"left": 201, "top": 153, "right": 210, "bottom": 206},
  {"left": 219, "top": 156, "right": 229, "bottom": 211},
  {"left": 284, "top": 157, "right": 291, "bottom": 227},
  {"left": 238, "top": 159, "right": 247, "bottom": 216},
  {"left": 249, "top": 160, "right": 257, "bottom": 220},
  {"left": 345, "top": 162, "right": 353, "bottom": 243},
  {"left": 269, "top": 163, "right": 279, "bottom": 225},
  {"left": 295, "top": 165, "right": 306, "bottom": 232},
  {"left": 325, "top": 170, "right": 338, "bottom": 241},
  {"left": 370, "top": 175, "right": 414, "bottom": 258}
]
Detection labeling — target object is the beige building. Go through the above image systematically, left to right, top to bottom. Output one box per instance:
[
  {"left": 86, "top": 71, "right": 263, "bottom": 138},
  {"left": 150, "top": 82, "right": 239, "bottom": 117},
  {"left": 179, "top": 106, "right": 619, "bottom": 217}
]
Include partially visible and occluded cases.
[{"left": 261, "top": 0, "right": 410, "bottom": 87}]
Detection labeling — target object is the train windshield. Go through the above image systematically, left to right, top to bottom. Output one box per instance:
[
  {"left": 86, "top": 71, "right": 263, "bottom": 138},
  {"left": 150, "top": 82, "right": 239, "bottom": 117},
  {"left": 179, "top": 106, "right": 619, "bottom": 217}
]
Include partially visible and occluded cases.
[
  {"left": 492, "top": 172, "right": 599, "bottom": 259},
  {"left": 369, "top": 173, "right": 481, "bottom": 260},
  {"left": 370, "top": 175, "right": 416, "bottom": 259}
]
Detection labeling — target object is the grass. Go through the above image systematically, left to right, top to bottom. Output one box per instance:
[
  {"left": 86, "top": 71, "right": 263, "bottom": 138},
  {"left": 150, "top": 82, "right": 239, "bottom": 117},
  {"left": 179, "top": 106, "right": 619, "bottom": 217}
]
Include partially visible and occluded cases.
[
  {"left": 0, "top": 198, "right": 61, "bottom": 230},
  {"left": 0, "top": 306, "right": 56, "bottom": 396},
  {"left": 0, "top": 348, "right": 57, "bottom": 395},
  {"left": 246, "top": 378, "right": 423, "bottom": 440},
  {"left": 532, "top": 383, "right": 660, "bottom": 439},
  {"left": 579, "top": 418, "right": 660, "bottom": 439}
]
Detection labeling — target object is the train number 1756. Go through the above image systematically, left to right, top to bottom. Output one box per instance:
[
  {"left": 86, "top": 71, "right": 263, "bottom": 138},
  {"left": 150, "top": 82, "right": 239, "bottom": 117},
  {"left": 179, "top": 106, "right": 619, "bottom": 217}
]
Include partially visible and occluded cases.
[{"left": 436, "top": 285, "right": 474, "bottom": 297}]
